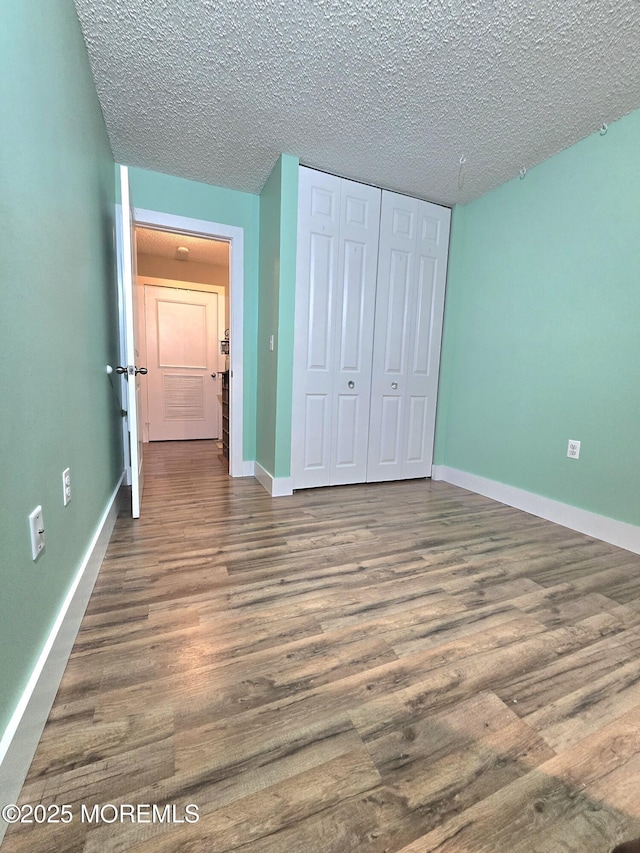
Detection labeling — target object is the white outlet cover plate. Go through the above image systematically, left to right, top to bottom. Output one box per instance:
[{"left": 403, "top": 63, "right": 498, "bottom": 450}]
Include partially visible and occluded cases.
[{"left": 567, "top": 439, "right": 581, "bottom": 459}]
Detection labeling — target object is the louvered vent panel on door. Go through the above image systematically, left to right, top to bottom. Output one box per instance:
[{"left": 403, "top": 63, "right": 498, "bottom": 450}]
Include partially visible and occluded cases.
[{"left": 163, "top": 375, "right": 205, "bottom": 420}]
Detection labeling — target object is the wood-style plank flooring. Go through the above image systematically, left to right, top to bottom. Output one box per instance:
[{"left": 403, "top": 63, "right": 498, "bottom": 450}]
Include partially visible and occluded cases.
[{"left": 4, "top": 441, "right": 640, "bottom": 852}]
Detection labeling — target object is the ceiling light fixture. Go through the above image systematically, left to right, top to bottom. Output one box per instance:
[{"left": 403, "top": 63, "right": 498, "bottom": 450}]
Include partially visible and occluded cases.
[{"left": 176, "top": 246, "right": 190, "bottom": 260}]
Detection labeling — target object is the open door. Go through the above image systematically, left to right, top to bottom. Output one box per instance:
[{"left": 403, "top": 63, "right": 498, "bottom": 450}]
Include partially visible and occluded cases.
[{"left": 115, "top": 165, "right": 146, "bottom": 517}]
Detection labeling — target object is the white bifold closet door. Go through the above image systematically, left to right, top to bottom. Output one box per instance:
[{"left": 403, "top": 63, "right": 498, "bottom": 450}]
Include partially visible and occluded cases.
[
  {"left": 291, "top": 167, "right": 381, "bottom": 488},
  {"left": 292, "top": 167, "right": 450, "bottom": 491},
  {"left": 367, "top": 191, "right": 451, "bottom": 482}
]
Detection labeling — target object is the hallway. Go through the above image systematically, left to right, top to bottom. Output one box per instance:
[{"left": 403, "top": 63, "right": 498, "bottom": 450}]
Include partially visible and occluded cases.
[{"left": 5, "top": 441, "right": 640, "bottom": 851}]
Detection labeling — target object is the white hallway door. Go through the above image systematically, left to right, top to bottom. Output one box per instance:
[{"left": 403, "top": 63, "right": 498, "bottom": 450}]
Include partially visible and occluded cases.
[{"left": 144, "top": 285, "right": 223, "bottom": 441}]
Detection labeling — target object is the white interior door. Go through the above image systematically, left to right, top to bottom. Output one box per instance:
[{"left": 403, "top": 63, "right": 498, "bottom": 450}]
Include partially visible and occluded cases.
[
  {"left": 115, "top": 165, "right": 145, "bottom": 517},
  {"left": 292, "top": 167, "right": 381, "bottom": 489},
  {"left": 292, "top": 169, "right": 341, "bottom": 489},
  {"left": 330, "top": 179, "right": 381, "bottom": 484},
  {"left": 367, "top": 191, "right": 451, "bottom": 482},
  {"left": 144, "top": 285, "right": 223, "bottom": 441}
]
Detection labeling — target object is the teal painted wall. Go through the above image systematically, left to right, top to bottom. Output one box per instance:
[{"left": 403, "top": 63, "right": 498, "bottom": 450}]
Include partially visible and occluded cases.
[
  {"left": 0, "top": 1, "right": 122, "bottom": 737},
  {"left": 435, "top": 108, "right": 640, "bottom": 526},
  {"left": 256, "top": 154, "right": 299, "bottom": 478},
  {"left": 274, "top": 155, "right": 299, "bottom": 479},
  {"left": 256, "top": 160, "right": 282, "bottom": 473},
  {"left": 127, "top": 167, "right": 260, "bottom": 462}
]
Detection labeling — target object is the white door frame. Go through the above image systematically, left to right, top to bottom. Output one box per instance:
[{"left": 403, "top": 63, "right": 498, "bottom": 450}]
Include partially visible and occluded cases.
[{"left": 133, "top": 208, "right": 245, "bottom": 477}]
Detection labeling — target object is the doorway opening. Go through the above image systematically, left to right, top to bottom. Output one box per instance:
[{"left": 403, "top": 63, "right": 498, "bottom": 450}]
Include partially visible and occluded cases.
[
  {"left": 132, "top": 208, "right": 245, "bottom": 478},
  {"left": 135, "top": 228, "right": 228, "bottom": 459}
]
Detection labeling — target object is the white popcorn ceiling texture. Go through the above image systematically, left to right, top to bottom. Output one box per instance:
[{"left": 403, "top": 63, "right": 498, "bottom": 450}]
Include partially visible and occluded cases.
[{"left": 74, "top": 0, "right": 640, "bottom": 206}]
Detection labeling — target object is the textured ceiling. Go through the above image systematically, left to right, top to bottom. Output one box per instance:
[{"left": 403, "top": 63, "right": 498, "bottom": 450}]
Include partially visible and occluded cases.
[
  {"left": 74, "top": 0, "right": 640, "bottom": 206},
  {"left": 136, "top": 227, "right": 229, "bottom": 265}
]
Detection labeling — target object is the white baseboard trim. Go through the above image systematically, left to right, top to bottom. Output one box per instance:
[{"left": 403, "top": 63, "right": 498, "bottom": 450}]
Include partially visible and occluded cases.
[
  {"left": 239, "top": 460, "right": 256, "bottom": 478},
  {"left": 254, "top": 462, "right": 293, "bottom": 497},
  {"left": 432, "top": 465, "right": 640, "bottom": 556},
  {"left": 0, "top": 473, "right": 125, "bottom": 836}
]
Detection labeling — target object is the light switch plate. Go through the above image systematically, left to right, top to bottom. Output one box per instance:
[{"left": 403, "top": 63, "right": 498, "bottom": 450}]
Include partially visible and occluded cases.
[
  {"left": 62, "top": 467, "right": 71, "bottom": 505},
  {"left": 29, "top": 506, "right": 45, "bottom": 560}
]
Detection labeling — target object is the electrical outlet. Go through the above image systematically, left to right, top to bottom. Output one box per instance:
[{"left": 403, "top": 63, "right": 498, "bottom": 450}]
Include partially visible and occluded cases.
[
  {"left": 567, "top": 440, "right": 581, "bottom": 459},
  {"left": 62, "top": 467, "right": 71, "bottom": 505},
  {"left": 28, "top": 506, "right": 45, "bottom": 560}
]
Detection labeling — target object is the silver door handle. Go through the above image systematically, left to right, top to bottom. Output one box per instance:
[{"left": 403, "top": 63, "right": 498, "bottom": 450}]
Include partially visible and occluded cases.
[
  {"left": 116, "top": 365, "right": 147, "bottom": 376},
  {"left": 348, "top": 381, "right": 355, "bottom": 389},
  {"left": 391, "top": 382, "right": 398, "bottom": 389}
]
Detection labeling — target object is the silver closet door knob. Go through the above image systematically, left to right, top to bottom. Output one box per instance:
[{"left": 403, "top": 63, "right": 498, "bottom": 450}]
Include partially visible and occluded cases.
[
  {"left": 348, "top": 381, "right": 355, "bottom": 389},
  {"left": 391, "top": 382, "right": 398, "bottom": 389}
]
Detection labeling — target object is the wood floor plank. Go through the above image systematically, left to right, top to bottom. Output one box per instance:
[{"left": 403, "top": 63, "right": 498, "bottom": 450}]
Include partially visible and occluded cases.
[
  {"left": 4, "top": 440, "right": 640, "bottom": 853},
  {"left": 348, "top": 613, "right": 626, "bottom": 743},
  {"left": 168, "top": 615, "right": 547, "bottom": 749},
  {"left": 493, "top": 619, "right": 640, "bottom": 718},
  {"left": 524, "top": 655, "right": 640, "bottom": 752},
  {"left": 141, "top": 712, "right": 365, "bottom": 818},
  {"left": 89, "top": 748, "right": 381, "bottom": 853}
]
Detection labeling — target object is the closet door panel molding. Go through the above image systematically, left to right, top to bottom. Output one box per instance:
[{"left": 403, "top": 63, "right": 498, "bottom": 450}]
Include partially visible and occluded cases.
[
  {"left": 292, "top": 168, "right": 381, "bottom": 489},
  {"left": 292, "top": 169, "right": 450, "bottom": 491},
  {"left": 292, "top": 169, "right": 342, "bottom": 488},
  {"left": 329, "top": 180, "right": 381, "bottom": 485},
  {"left": 368, "top": 191, "right": 451, "bottom": 482},
  {"left": 367, "top": 193, "right": 418, "bottom": 481},
  {"left": 402, "top": 202, "right": 450, "bottom": 479}
]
